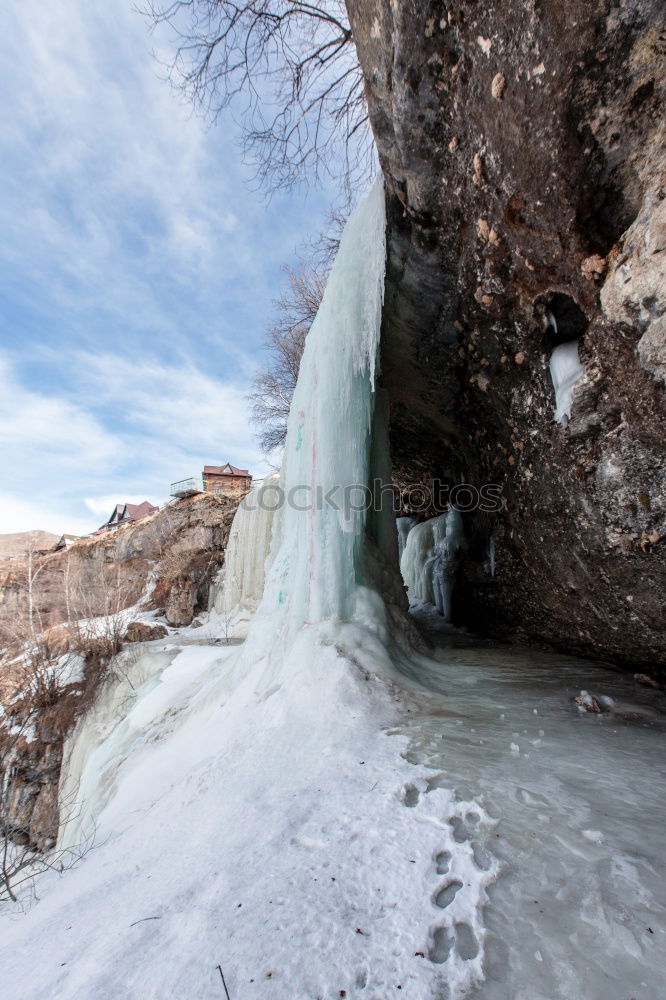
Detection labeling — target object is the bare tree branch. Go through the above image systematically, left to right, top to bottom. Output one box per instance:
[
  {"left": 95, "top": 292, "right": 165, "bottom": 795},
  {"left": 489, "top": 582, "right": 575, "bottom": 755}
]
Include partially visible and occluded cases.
[
  {"left": 143, "top": 0, "right": 375, "bottom": 195},
  {"left": 248, "top": 259, "right": 327, "bottom": 452}
]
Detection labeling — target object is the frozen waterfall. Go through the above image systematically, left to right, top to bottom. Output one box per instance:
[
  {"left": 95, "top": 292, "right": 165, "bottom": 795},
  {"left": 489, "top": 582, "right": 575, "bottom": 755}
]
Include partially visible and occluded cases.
[
  {"left": 246, "top": 177, "right": 390, "bottom": 646},
  {"left": 211, "top": 473, "right": 279, "bottom": 620}
]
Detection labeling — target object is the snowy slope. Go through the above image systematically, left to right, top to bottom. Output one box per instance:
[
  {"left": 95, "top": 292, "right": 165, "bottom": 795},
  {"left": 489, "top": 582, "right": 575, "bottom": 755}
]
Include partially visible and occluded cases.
[{"left": 1, "top": 627, "right": 496, "bottom": 1000}]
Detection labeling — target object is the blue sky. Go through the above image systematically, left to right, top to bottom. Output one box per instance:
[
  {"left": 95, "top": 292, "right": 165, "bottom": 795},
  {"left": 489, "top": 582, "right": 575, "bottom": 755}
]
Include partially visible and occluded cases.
[{"left": 0, "top": 0, "right": 336, "bottom": 535}]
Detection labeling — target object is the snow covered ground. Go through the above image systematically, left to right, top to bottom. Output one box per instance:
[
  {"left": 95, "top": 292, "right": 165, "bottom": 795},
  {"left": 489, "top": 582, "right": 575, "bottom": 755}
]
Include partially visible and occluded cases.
[
  {"left": 2, "top": 614, "right": 664, "bottom": 1000},
  {"left": 0, "top": 620, "right": 498, "bottom": 1000},
  {"left": 393, "top": 628, "right": 666, "bottom": 1000}
]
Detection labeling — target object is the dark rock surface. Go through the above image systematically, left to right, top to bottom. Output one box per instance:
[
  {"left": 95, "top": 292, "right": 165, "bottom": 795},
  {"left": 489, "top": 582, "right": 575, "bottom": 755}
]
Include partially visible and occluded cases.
[{"left": 346, "top": 0, "right": 665, "bottom": 670}]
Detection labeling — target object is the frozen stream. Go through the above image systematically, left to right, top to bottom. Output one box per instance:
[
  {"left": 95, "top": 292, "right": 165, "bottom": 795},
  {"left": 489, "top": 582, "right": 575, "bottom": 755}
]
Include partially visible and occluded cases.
[{"left": 390, "top": 612, "right": 666, "bottom": 1000}]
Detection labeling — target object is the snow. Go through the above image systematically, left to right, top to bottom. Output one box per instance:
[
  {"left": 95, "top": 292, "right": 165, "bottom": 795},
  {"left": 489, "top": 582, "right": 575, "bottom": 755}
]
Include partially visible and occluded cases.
[
  {"left": 549, "top": 341, "right": 584, "bottom": 424},
  {"left": 0, "top": 629, "right": 498, "bottom": 999},
  {"left": 393, "top": 640, "right": 666, "bottom": 999}
]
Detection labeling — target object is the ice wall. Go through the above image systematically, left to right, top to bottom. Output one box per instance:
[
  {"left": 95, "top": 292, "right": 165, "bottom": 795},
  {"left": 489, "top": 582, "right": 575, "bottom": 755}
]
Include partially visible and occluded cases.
[
  {"left": 248, "top": 178, "right": 388, "bottom": 643},
  {"left": 550, "top": 341, "right": 584, "bottom": 423},
  {"left": 400, "top": 507, "right": 465, "bottom": 620}
]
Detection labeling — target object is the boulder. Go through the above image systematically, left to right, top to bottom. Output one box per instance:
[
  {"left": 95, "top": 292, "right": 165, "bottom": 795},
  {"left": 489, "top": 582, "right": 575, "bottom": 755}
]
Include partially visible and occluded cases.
[{"left": 124, "top": 621, "right": 169, "bottom": 643}]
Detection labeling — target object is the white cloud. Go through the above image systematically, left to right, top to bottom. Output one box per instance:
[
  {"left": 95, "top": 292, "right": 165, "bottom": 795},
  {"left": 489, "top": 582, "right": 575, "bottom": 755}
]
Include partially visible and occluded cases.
[
  {"left": 0, "top": 348, "right": 271, "bottom": 533},
  {"left": 75, "top": 351, "right": 263, "bottom": 459},
  {"left": 0, "top": 356, "right": 122, "bottom": 481},
  {"left": 0, "top": 494, "right": 96, "bottom": 538}
]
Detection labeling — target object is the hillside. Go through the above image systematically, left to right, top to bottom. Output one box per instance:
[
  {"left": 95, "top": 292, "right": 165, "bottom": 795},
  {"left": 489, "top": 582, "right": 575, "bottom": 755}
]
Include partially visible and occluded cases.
[
  {"left": 0, "top": 493, "right": 240, "bottom": 639},
  {"left": 0, "top": 530, "right": 59, "bottom": 560}
]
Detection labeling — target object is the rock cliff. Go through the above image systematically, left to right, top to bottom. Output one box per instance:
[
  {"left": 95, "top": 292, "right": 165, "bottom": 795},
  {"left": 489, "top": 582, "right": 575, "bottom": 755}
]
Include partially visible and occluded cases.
[
  {"left": 346, "top": 0, "right": 665, "bottom": 671},
  {"left": 0, "top": 492, "right": 239, "bottom": 637},
  {"left": 0, "top": 492, "right": 239, "bottom": 855}
]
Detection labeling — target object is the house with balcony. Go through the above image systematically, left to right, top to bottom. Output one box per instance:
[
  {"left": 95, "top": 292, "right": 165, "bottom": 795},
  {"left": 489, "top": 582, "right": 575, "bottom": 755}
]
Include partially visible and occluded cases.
[{"left": 170, "top": 462, "right": 252, "bottom": 500}]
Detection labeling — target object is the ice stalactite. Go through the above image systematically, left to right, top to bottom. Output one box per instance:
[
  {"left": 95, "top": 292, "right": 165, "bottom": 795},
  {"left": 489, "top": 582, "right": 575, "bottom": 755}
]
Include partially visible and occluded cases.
[
  {"left": 550, "top": 341, "right": 584, "bottom": 424},
  {"left": 400, "top": 508, "right": 465, "bottom": 620},
  {"left": 396, "top": 516, "right": 417, "bottom": 561},
  {"left": 487, "top": 535, "right": 496, "bottom": 577}
]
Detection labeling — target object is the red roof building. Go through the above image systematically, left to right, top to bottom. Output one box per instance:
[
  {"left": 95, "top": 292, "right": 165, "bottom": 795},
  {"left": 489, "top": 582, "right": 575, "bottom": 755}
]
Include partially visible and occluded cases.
[
  {"left": 203, "top": 463, "right": 252, "bottom": 498},
  {"left": 100, "top": 501, "right": 159, "bottom": 532}
]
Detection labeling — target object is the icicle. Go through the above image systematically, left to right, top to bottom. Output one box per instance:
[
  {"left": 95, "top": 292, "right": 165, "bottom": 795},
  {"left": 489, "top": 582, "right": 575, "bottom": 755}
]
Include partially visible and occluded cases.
[
  {"left": 550, "top": 341, "right": 583, "bottom": 424},
  {"left": 213, "top": 473, "right": 279, "bottom": 616},
  {"left": 396, "top": 516, "right": 417, "bottom": 561}
]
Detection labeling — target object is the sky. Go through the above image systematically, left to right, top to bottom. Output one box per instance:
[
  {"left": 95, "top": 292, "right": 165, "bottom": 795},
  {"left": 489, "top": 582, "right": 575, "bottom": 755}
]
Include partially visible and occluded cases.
[{"left": 0, "top": 0, "right": 337, "bottom": 535}]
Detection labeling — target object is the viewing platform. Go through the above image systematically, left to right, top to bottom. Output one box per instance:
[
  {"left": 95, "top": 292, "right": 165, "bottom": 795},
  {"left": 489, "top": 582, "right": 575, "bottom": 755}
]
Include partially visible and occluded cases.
[{"left": 170, "top": 477, "right": 204, "bottom": 498}]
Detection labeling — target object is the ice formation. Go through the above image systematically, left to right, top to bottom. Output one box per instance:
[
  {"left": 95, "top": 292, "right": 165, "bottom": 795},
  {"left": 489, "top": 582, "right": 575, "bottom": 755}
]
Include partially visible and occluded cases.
[
  {"left": 246, "top": 176, "right": 391, "bottom": 647},
  {"left": 4, "top": 178, "right": 665, "bottom": 1000},
  {"left": 27, "top": 180, "right": 496, "bottom": 1000},
  {"left": 550, "top": 340, "right": 584, "bottom": 423},
  {"left": 211, "top": 472, "right": 279, "bottom": 617},
  {"left": 400, "top": 507, "right": 465, "bottom": 619},
  {"left": 396, "top": 515, "right": 417, "bottom": 561}
]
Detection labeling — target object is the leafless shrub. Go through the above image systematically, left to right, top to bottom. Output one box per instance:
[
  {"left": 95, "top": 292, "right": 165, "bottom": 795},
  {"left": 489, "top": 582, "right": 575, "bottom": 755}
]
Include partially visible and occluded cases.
[{"left": 0, "top": 640, "right": 95, "bottom": 904}]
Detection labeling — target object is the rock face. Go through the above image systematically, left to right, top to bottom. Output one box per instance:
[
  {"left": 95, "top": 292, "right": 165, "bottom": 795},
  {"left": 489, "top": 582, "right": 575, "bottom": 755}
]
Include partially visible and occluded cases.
[
  {"left": 346, "top": 0, "right": 665, "bottom": 670},
  {"left": 0, "top": 492, "right": 239, "bottom": 637},
  {"left": 0, "top": 493, "right": 240, "bottom": 856},
  {"left": 3, "top": 740, "right": 61, "bottom": 852}
]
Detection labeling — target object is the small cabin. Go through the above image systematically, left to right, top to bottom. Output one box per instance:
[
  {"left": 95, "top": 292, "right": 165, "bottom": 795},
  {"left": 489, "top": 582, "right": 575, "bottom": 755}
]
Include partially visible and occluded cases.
[
  {"left": 170, "top": 463, "right": 252, "bottom": 500},
  {"left": 53, "top": 534, "right": 80, "bottom": 551}
]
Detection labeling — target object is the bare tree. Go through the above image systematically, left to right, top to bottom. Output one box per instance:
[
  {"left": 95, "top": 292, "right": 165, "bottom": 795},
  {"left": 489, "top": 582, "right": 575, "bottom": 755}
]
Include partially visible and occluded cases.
[
  {"left": 145, "top": 0, "right": 374, "bottom": 194},
  {"left": 248, "top": 261, "right": 326, "bottom": 451},
  {"left": 0, "top": 630, "right": 93, "bottom": 903}
]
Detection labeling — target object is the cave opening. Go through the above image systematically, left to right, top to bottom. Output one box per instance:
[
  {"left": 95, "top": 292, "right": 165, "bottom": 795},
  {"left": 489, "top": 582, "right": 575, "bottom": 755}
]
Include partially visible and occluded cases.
[{"left": 542, "top": 292, "right": 589, "bottom": 348}]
